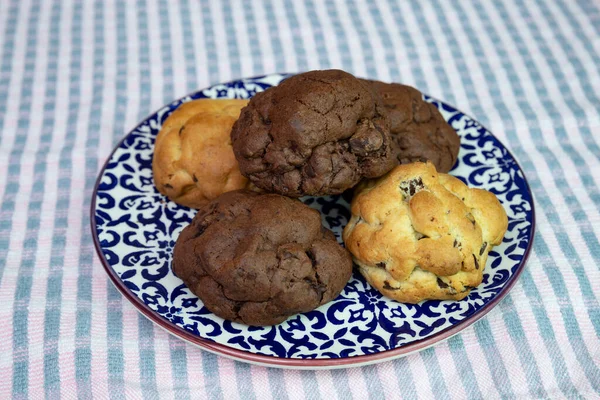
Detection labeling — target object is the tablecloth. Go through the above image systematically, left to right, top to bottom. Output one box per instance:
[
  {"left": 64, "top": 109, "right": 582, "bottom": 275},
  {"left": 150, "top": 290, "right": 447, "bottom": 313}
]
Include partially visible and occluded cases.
[{"left": 1, "top": 0, "right": 599, "bottom": 398}]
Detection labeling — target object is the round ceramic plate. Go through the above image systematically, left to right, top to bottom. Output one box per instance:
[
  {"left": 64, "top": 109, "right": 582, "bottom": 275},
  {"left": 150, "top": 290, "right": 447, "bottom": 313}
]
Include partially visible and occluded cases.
[{"left": 91, "top": 73, "right": 535, "bottom": 369}]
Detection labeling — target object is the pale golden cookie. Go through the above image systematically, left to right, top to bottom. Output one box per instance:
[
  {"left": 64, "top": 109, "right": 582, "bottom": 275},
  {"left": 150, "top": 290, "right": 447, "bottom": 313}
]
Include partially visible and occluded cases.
[
  {"left": 153, "top": 99, "right": 250, "bottom": 208},
  {"left": 343, "top": 162, "right": 508, "bottom": 303}
]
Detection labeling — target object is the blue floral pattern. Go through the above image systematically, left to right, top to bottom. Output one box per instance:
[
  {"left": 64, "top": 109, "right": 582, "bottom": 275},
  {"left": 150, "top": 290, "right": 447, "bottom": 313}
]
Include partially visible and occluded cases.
[{"left": 93, "top": 74, "right": 534, "bottom": 359}]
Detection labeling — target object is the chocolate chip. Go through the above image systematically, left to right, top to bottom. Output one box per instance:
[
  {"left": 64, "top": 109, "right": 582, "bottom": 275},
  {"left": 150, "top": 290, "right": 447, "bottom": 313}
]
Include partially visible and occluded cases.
[
  {"left": 179, "top": 126, "right": 185, "bottom": 136},
  {"left": 193, "top": 174, "right": 198, "bottom": 183},
  {"left": 399, "top": 177, "right": 424, "bottom": 198},
  {"left": 410, "top": 178, "right": 423, "bottom": 196},
  {"left": 466, "top": 213, "right": 476, "bottom": 226},
  {"left": 453, "top": 239, "right": 461, "bottom": 248},
  {"left": 479, "top": 242, "right": 487, "bottom": 256},
  {"left": 473, "top": 254, "right": 480, "bottom": 270},
  {"left": 376, "top": 262, "right": 386, "bottom": 269},
  {"left": 437, "top": 278, "right": 449, "bottom": 288},
  {"left": 383, "top": 281, "right": 400, "bottom": 291}
]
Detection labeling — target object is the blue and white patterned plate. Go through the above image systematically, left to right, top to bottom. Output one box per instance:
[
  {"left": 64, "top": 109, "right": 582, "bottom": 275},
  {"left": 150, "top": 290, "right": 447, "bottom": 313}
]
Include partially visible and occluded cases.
[{"left": 91, "top": 73, "right": 534, "bottom": 369}]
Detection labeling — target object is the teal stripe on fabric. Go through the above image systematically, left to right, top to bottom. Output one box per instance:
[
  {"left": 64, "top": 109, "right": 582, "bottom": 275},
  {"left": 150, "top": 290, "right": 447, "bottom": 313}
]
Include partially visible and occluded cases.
[
  {"left": 0, "top": 0, "right": 19, "bottom": 150},
  {"left": 0, "top": 0, "right": 24, "bottom": 285},
  {"left": 38, "top": 0, "right": 63, "bottom": 397},
  {"left": 44, "top": 0, "right": 84, "bottom": 395},
  {"left": 113, "top": 0, "right": 128, "bottom": 147},
  {"left": 137, "top": 0, "right": 151, "bottom": 119},
  {"left": 158, "top": 0, "right": 174, "bottom": 102},
  {"left": 177, "top": 0, "right": 198, "bottom": 92},
  {"left": 199, "top": 0, "right": 219, "bottom": 84},
  {"left": 221, "top": 0, "right": 242, "bottom": 79},
  {"left": 240, "top": 0, "right": 265, "bottom": 75},
  {"left": 262, "top": 0, "right": 286, "bottom": 73},
  {"left": 283, "top": 0, "right": 308, "bottom": 72},
  {"left": 301, "top": 0, "right": 331, "bottom": 71},
  {"left": 302, "top": 0, "right": 330, "bottom": 69},
  {"left": 346, "top": 0, "right": 377, "bottom": 78},
  {"left": 382, "top": 0, "right": 429, "bottom": 94},
  {"left": 409, "top": 0, "right": 458, "bottom": 104},
  {"left": 461, "top": 0, "right": 600, "bottom": 392},
  {"left": 491, "top": 0, "right": 600, "bottom": 343},
  {"left": 513, "top": 0, "right": 600, "bottom": 228},
  {"left": 522, "top": 0, "right": 600, "bottom": 126},
  {"left": 535, "top": 0, "right": 600, "bottom": 129},
  {"left": 574, "top": 0, "right": 600, "bottom": 37},
  {"left": 10, "top": 1, "right": 42, "bottom": 397},
  {"left": 106, "top": 1, "right": 127, "bottom": 398},
  {"left": 323, "top": 1, "right": 352, "bottom": 72},
  {"left": 363, "top": 1, "right": 400, "bottom": 81},
  {"left": 76, "top": 2, "right": 106, "bottom": 398},
  {"left": 554, "top": 3, "right": 600, "bottom": 116},
  {"left": 515, "top": 270, "right": 580, "bottom": 395},
  {"left": 107, "top": 285, "right": 125, "bottom": 400},
  {"left": 497, "top": 295, "right": 548, "bottom": 397},
  {"left": 138, "top": 317, "right": 158, "bottom": 398},
  {"left": 475, "top": 322, "right": 516, "bottom": 397},
  {"left": 168, "top": 335, "right": 190, "bottom": 399},
  {"left": 446, "top": 335, "right": 484, "bottom": 399},
  {"left": 419, "top": 348, "right": 451, "bottom": 399},
  {"left": 201, "top": 352, "right": 224, "bottom": 400},
  {"left": 391, "top": 358, "right": 418, "bottom": 400},
  {"left": 233, "top": 362, "right": 256, "bottom": 400},
  {"left": 360, "top": 365, "right": 387, "bottom": 400},
  {"left": 267, "top": 368, "right": 289, "bottom": 400},
  {"left": 329, "top": 369, "right": 353, "bottom": 400},
  {"left": 300, "top": 371, "right": 322, "bottom": 400}
]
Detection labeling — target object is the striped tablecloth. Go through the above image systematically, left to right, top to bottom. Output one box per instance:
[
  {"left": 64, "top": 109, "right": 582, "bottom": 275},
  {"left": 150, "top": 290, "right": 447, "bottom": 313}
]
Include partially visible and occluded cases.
[{"left": 1, "top": 0, "right": 599, "bottom": 398}]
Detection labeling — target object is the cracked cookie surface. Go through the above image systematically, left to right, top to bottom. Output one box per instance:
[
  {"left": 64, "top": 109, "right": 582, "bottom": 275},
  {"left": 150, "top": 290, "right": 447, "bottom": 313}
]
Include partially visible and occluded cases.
[
  {"left": 231, "top": 70, "right": 396, "bottom": 197},
  {"left": 365, "top": 80, "right": 461, "bottom": 173},
  {"left": 152, "top": 99, "right": 250, "bottom": 209},
  {"left": 343, "top": 162, "right": 507, "bottom": 303},
  {"left": 173, "top": 190, "right": 353, "bottom": 325}
]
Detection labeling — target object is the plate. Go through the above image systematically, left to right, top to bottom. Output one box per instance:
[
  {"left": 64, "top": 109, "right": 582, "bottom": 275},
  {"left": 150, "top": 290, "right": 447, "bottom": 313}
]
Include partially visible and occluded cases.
[{"left": 91, "top": 73, "right": 535, "bottom": 369}]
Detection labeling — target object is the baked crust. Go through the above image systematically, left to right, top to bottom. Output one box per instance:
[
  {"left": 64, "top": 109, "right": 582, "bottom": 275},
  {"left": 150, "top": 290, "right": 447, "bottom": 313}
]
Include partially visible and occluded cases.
[{"left": 343, "top": 162, "right": 508, "bottom": 303}]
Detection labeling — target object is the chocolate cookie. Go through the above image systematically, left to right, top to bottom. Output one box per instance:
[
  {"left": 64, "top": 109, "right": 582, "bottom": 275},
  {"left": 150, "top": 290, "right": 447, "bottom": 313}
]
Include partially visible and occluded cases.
[
  {"left": 231, "top": 70, "right": 397, "bottom": 197},
  {"left": 366, "top": 80, "right": 460, "bottom": 173},
  {"left": 172, "top": 190, "right": 353, "bottom": 326}
]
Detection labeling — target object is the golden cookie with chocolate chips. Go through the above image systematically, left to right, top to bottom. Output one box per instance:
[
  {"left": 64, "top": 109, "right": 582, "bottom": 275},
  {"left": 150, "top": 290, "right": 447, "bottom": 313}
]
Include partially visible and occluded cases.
[
  {"left": 153, "top": 99, "right": 250, "bottom": 208},
  {"left": 343, "top": 162, "right": 507, "bottom": 303}
]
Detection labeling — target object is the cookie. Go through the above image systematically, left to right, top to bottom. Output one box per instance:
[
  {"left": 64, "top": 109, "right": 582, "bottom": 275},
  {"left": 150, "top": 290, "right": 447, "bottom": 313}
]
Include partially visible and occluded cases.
[
  {"left": 231, "top": 70, "right": 397, "bottom": 197},
  {"left": 365, "top": 80, "right": 460, "bottom": 173},
  {"left": 153, "top": 99, "right": 250, "bottom": 208},
  {"left": 343, "top": 162, "right": 507, "bottom": 303},
  {"left": 172, "top": 190, "right": 353, "bottom": 326}
]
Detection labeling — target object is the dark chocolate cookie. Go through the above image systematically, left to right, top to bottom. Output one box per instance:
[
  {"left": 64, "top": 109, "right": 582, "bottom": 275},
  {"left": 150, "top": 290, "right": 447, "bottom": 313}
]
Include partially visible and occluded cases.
[
  {"left": 231, "top": 70, "right": 397, "bottom": 197},
  {"left": 366, "top": 80, "right": 460, "bottom": 173},
  {"left": 172, "top": 190, "right": 353, "bottom": 326}
]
